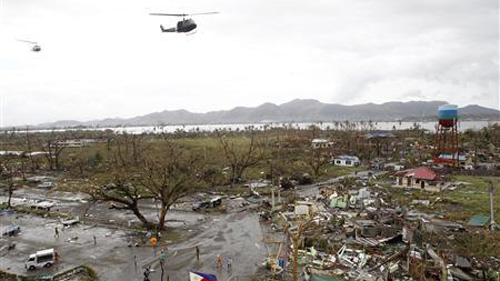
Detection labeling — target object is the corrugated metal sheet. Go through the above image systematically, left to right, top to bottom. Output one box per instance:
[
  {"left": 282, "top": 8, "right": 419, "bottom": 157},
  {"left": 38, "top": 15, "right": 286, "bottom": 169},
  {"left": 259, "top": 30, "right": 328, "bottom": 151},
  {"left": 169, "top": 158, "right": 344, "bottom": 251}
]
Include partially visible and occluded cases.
[
  {"left": 397, "top": 167, "right": 437, "bottom": 181},
  {"left": 467, "top": 214, "right": 489, "bottom": 226},
  {"left": 354, "top": 237, "right": 380, "bottom": 247},
  {"left": 310, "top": 274, "right": 346, "bottom": 281}
]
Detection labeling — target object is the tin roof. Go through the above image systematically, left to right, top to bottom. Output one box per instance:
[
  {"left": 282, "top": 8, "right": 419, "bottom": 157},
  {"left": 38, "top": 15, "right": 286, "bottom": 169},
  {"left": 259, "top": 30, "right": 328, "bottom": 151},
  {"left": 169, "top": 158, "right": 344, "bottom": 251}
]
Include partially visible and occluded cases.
[
  {"left": 336, "top": 155, "right": 359, "bottom": 161},
  {"left": 396, "top": 167, "right": 437, "bottom": 181},
  {"left": 467, "top": 214, "right": 490, "bottom": 227}
]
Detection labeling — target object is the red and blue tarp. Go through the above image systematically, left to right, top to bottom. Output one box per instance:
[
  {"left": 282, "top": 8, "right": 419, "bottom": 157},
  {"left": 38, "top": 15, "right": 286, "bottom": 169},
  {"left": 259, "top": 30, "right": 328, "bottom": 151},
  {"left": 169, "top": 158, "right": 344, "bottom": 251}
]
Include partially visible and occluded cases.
[{"left": 189, "top": 271, "right": 218, "bottom": 281}]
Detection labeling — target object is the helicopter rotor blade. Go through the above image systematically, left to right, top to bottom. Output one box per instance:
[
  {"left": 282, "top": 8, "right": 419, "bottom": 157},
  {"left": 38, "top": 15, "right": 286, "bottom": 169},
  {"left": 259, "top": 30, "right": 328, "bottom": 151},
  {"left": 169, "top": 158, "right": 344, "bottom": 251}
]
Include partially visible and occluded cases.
[
  {"left": 149, "top": 12, "right": 218, "bottom": 17},
  {"left": 188, "top": 12, "right": 219, "bottom": 16},
  {"left": 149, "top": 13, "right": 187, "bottom": 17},
  {"left": 17, "top": 39, "right": 37, "bottom": 44}
]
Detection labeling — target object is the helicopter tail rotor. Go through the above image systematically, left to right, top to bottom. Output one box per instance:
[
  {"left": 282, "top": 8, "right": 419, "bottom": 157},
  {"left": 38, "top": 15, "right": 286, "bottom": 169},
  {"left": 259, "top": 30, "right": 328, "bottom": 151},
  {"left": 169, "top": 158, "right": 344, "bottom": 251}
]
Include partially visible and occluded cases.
[
  {"left": 160, "top": 25, "right": 176, "bottom": 32},
  {"left": 17, "top": 39, "right": 37, "bottom": 44}
]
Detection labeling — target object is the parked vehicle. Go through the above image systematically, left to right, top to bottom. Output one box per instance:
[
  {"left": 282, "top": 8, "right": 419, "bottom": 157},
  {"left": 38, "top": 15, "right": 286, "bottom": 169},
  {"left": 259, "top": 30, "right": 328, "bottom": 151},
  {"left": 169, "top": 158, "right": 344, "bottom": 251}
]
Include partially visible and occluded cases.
[
  {"left": 37, "top": 182, "right": 53, "bottom": 189},
  {"left": 192, "top": 196, "right": 222, "bottom": 211},
  {"left": 30, "top": 201, "right": 54, "bottom": 211},
  {"left": 61, "top": 219, "right": 79, "bottom": 227},
  {"left": 1, "top": 225, "right": 20, "bottom": 236},
  {"left": 25, "top": 248, "right": 58, "bottom": 270}
]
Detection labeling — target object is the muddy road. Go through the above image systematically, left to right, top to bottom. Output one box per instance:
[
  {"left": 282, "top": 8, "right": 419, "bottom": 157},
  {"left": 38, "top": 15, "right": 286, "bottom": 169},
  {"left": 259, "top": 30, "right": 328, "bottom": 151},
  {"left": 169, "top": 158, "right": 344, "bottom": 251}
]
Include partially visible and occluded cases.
[{"left": 0, "top": 188, "right": 270, "bottom": 280}]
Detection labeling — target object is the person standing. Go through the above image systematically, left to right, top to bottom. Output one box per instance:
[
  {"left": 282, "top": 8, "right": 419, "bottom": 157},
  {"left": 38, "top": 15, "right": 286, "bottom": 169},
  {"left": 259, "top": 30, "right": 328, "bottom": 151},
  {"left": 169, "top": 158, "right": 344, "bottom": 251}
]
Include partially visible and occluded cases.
[
  {"left": 54, "top": 227, "right": 59, "bottom": 238},
  {"left": 93, "top": 235, "right": 97, "bottom": 245},
  {"left": 196, "top": 246, "right": 200, "bottom": 261},
  {"left": 216, "top": 254, "right": 223, "bottom": 269},
  {"left": 227, "top": 256, "right": 232, "bottom": 273},
  {"left": 143, "top": 266, "right": 151, "bottom": 281}
]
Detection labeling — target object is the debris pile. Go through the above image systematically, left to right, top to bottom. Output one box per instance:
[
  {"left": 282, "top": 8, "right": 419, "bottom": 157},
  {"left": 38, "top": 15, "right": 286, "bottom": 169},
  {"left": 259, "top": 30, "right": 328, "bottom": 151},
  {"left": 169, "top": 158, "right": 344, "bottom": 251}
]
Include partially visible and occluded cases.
[{"left": 261, "top": 179, "right": 500, "bottom": 281}]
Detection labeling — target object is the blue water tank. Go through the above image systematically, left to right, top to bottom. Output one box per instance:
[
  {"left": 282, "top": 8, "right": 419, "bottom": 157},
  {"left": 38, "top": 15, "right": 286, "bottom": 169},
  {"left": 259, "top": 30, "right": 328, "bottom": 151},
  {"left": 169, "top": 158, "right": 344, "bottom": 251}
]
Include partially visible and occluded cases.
[{"left": 438, "top": 104, "right": 458, "bottom": 127}]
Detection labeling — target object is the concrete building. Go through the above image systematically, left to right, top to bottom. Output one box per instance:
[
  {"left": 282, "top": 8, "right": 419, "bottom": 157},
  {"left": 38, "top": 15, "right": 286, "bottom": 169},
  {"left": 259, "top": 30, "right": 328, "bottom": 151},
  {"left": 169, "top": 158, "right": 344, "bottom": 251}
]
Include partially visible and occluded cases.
[
  {"left": 311, "top": 138, "right": 334, "bottom": 149},
  {"left": 51, "top": 139, "right": 99, "bottom": 148},
  {"left": 333, "top": 155, "right": 360, "bottom": 167},
  {"left": 394, "top": 167, "right": 446, "bottom": 191}
]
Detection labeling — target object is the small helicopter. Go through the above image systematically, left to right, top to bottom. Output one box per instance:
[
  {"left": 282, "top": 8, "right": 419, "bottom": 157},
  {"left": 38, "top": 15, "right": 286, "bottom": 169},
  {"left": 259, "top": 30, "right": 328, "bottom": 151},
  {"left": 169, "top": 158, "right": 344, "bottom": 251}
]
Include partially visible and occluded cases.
[
  {"left": 149, "top": 12, "right": 218, "bottom": 33},
  {"left": 17, "top": 40, "right": 41, "bottom": 52}
]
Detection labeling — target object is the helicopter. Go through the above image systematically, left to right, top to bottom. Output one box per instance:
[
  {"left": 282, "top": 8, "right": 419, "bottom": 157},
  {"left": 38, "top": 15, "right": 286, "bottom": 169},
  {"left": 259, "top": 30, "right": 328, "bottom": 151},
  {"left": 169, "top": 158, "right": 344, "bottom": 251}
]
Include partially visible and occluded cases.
[
  {"left": 149, "top": 12, "right": 218, "bottom": 33},
  {"left": 17, "top": 40, "right": 41, "bottom": 52}
]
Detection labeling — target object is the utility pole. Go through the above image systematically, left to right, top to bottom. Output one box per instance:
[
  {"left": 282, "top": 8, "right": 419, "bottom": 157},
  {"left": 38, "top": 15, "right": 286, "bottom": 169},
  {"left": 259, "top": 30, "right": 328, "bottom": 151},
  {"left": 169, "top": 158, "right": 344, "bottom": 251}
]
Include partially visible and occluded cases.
[{"left": 489, "top": 181, "right": 497, "bottom": 231}]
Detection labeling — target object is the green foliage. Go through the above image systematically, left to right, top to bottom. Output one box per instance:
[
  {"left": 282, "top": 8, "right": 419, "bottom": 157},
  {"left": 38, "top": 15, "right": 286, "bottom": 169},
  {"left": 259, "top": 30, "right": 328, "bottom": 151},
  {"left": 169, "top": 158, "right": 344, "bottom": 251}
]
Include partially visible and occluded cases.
[
  {"left": 93, "top": 151, "right": 103, "bottom": 166},
  {"left": 444, "top": 176, "right": 500, "bottom": 221},
  {"left": 452, "top": 232, "right": 500, "bottom": 258},
  {"left": 0, "top": 270, "right": 17, "bottom": 281}
]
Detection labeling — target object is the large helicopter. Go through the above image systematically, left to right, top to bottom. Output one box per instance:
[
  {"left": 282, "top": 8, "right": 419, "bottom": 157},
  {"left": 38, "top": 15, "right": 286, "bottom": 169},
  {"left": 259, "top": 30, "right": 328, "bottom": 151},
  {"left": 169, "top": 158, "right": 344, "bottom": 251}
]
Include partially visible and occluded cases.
[
  {"left": 149, "top": 12, "right": 218, "bottom": 33},
  {"left": 17, "top": 40, "right": 41, "bottom": 52}
]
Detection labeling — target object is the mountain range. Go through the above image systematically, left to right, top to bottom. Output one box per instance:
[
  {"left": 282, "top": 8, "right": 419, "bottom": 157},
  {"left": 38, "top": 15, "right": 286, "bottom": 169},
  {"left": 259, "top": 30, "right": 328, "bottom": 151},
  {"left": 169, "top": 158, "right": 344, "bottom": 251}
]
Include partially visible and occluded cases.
[{"left": 36, "top": 100, "right": 499, "bottom": 128}]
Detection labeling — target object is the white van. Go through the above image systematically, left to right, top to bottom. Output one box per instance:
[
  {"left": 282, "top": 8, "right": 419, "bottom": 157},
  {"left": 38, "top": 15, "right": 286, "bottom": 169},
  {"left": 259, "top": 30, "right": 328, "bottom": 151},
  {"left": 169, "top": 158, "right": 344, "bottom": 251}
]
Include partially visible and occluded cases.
[{"left": 25, "top": 248, "right": 58, "bottom": 270}]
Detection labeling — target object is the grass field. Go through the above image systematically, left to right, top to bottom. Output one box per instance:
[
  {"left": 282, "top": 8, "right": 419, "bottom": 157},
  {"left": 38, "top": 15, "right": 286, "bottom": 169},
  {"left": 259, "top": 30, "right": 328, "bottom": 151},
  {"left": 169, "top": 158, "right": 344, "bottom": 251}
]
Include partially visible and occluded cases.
[{"left": 387, "top": 175, "right": 500, "bottom": 223}]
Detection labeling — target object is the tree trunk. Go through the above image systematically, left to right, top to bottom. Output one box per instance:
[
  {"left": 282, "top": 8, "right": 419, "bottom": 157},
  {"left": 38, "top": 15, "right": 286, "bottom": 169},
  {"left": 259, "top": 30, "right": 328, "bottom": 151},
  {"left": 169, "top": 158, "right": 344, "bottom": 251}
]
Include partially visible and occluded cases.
[
  {"left": 55, "top": 157, "right": 60, "bottom": 170},
  {"left": 313, "top": 164, "right": 320, "bottom": 177},
  {"left": 230, "top": 165, "right": 237, "bottom": 185},
  {"left": 235, "top": 166, "right": 245, "bottom": 184},
  {"left": 7, "top": 187, "right": 13, "bottom": 209},
  {"left": 157, "top": 203, "right": 168, "bottom": 231},
  {"left": 130, "top": 204, "right": 152, "bottom": 228}
]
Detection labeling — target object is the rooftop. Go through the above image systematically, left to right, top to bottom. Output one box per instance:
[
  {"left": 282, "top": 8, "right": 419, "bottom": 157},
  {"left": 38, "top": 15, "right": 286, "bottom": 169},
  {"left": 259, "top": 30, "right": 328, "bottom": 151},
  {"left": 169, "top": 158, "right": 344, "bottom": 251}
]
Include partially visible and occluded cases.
[
  {"left": 336, "top": 155, "right": 360, "bottom": 161},
  {"left": 396, "top": 167, "right": 438, "bottom": 181}
]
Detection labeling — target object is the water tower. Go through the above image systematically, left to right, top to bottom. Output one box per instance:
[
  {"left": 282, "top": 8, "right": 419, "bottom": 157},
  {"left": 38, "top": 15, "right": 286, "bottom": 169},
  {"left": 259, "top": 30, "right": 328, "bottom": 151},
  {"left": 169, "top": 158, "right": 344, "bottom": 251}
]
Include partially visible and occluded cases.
[{"left": 433, "top": 104, "right": 460, "bottom": 166}]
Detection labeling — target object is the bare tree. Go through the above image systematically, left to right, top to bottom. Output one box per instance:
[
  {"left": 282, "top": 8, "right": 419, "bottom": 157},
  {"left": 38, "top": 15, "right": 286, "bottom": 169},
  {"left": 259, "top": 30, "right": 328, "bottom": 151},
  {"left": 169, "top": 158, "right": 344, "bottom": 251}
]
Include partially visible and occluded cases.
[
  {"left": 25, "top": 126, "right": 37, "bottom": 172},
  {"left": 216, "top": 130, "right": 265, "bottom": 184},
  {"left": 37, "top": 132, "right": 66, "bottom": 170},
  {"left": 86, "top": 134, "right": 154, "bottom": 228},
  {"left": 87, "top": 135, "right": 201, "bottom": 231},
  {"left": 139, "top": 141, "right": 201, "bottom": 231},
  {"left": 306, "top": 145, "right": 331, "bottom": 177},
  {"left": 0, "top": 157, "right": 22, "bottom": 209},
  {"left": 200, "top": 166, "right": 225, "bottom": 188},
  {"left": 89, "top": 167, "right": 154, "bottom": 228}
]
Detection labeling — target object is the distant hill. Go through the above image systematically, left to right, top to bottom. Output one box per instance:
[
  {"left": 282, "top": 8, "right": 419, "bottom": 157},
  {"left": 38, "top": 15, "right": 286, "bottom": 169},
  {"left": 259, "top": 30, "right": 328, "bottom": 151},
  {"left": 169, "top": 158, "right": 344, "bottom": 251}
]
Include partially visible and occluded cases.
[{"left": 34, "top": 100, "right": 500, "bottom": 129}]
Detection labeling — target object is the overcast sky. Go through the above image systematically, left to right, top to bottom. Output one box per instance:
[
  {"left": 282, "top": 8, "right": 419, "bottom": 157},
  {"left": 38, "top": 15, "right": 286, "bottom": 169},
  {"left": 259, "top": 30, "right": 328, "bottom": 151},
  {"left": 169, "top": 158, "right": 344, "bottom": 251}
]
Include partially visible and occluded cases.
[{"left": 0, "top": 0, "right": 498, "bottom": 127}]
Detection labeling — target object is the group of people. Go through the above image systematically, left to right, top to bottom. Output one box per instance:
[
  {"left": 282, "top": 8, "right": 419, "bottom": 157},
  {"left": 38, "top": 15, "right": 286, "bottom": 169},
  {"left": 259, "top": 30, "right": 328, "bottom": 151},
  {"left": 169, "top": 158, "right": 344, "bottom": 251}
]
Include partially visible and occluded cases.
[
  {"left": 139, "top": 245, "right": 234, "bottom": 280},
  {"left": 196, "top": 246, "right": 233, "bottom": 273},
  {"left": 216, "top": 254, "right": 232, "bottom": 272}
]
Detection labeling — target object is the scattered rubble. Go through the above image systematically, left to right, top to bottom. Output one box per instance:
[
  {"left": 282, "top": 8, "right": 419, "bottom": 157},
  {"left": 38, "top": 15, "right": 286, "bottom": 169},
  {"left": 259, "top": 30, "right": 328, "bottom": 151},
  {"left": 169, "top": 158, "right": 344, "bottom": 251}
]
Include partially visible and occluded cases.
[{"left": 258, "top": 175, "right": 500, "bottom": 281}]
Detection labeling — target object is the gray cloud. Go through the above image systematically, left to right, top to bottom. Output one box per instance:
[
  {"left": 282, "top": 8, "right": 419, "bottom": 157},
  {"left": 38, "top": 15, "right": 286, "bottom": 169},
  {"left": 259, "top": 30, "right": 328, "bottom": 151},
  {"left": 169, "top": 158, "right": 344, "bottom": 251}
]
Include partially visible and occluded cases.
[{"left": 0, "top": 0, "right": 498, "bottom": 126}]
